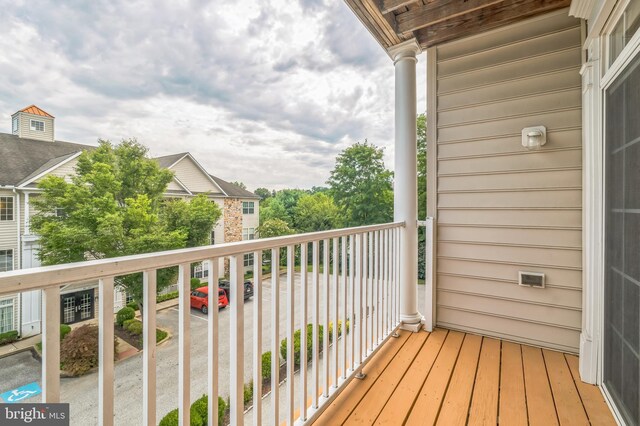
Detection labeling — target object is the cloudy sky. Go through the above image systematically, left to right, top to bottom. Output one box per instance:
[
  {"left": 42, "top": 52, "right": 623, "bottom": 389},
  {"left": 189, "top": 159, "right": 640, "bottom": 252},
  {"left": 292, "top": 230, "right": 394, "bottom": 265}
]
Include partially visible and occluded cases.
[{"left": 0, "top": 0, "right": 425, "bottom": 191}]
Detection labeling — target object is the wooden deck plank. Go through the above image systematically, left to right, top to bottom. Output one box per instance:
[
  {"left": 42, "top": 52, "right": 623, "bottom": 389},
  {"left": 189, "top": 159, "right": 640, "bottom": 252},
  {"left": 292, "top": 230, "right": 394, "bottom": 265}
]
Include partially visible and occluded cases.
[
  {"left": 374, "top": 329, "right": 449, "bottom": 425},
  {"left": 404, "top": 330, "right": 466, "bottom": 426},
  {"left": 313, "top": 331, "right": 411, "bottom": 425},
  {"left": 344, "top": 331, "right": 430, "bottom": 424},
  {"left": 436, "top": 333, "right": 483, "bottom": 426},
  {"left": 467, "top": 337, "right": 501, "bottom": 426},
  {"left": 498, "top": 341, "right": 527, "bottom": 426},
  {"left": 522, "top": 345, "right": 559, "bottom": 426},
  {"left": 543, "top": 349, "right": 590, "bottom": 425},
  {"left": 565, "top": 355, "right": 617, "bottom": 426}
]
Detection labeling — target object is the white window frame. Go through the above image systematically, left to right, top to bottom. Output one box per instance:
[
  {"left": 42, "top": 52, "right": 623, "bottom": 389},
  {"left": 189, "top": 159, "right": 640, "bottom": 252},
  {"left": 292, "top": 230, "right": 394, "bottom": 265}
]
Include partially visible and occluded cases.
[
  {"left": 12, "top": 116, "right": 18, "bottom": 134},
  {"left": 30, "top": 119, "right": 45, "bottom": 132},
  {"left": 0, "top": 196, "right": 14, "bottom": 221},
  {"left": 242, "top": 201, "right": 255, "bottom": 215},
  {"left": 242, "top": 227, "right": 255, "bottom": 241},
  {"left": 0, "top": 249, "right": 14, "bottom": 272},
  {"left": 243, "top": 253, "right": 254, "bottom": 267},
  {"left": 0, "top": 298, "right": 15, "bottom": 334}
]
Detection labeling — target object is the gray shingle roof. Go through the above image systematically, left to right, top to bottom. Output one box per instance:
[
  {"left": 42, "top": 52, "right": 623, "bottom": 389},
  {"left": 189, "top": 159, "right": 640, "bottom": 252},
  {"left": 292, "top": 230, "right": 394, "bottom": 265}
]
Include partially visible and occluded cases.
[
  {"left": 0, "top": 133, "right": 92, "bottom": 186},
  {"left": 155, "top": 152, "right": 187, "bottom": 168},
  {"left": 209, "top": 175, "right": 260, "bottom": 199}
]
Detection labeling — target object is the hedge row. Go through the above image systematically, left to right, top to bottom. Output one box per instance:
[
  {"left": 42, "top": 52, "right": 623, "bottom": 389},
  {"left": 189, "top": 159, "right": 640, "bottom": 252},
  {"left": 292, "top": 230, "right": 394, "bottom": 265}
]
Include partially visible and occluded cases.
[
  {"left": 0, "top": 330, "right": 19, "bottom": 346},
  {"left": 159, "top": 395, "right": 226, "bottom": 426}
]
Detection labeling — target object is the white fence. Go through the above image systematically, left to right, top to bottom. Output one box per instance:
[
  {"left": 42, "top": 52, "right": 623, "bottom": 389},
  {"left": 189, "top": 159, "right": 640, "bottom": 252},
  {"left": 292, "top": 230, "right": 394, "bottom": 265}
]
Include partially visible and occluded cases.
[{"left": 0, "top": 221, "right": 404, "bottom": 425}]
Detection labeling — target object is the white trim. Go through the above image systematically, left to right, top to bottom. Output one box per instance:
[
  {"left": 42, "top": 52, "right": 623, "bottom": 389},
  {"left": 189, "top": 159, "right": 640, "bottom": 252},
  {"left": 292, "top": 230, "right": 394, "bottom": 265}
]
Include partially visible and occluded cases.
[
  {"left": 570, "top": 0, "right": 597, "bottom": 19},
  {"left": 601, "top": 20, "right": 640, "bottom": 87},
  {"left": 579, "top": 38, "right": 603, "bottom": 384},
  {"left": 17, "top": 151, "right": 82, "bottom": 189},
  {"left": 165, "top": 153, "right": 228, "bottom": 196},
  {"left": 170, "top": 176, "right": 193, "bottom": 196},
  {"left": 600, "top": 383, "right": 627, "bottom": 426}
]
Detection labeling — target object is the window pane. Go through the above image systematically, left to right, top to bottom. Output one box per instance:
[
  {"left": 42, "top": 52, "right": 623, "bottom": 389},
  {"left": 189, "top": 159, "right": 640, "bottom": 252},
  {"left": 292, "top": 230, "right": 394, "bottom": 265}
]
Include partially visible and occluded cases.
[{"left": 0, "top": 197, "right": 14, "bottom": 221}]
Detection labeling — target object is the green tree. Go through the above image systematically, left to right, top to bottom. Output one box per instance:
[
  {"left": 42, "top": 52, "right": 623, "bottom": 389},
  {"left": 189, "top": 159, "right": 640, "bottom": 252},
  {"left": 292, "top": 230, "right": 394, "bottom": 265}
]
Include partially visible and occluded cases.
[
  {"left": 417, "top": 114, "right": 427, "bottom": 279},
  {"left": 31, "top": 139, "right": 221, "bottom": 305},
  {"left": 327, "top": 141, "right": 393, "bottom": 226},
  {"left": 231, "top": 181, "right": 247, "bottom": 190},
  {"left": 254, "top": 187, "right": 272, "bottom": 200},
  {"left": 273, "top": 189, "right": 307, "bottom": 222},
  {"left": 294, "top": 193, "right": 341, "bottom": 232},
  {"left": 161, "top": 194, "right": 222, "bottom": 247},
  {"left": 259, "top": 197, "right": 291, "bottom": 226},
  {"left": 256, "top": 219, "right": 295, "bottom": 238}
]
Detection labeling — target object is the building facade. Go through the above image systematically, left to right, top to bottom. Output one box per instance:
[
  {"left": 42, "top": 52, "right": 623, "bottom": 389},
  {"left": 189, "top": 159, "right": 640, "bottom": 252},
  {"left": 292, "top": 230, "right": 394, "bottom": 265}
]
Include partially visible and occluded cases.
[{"left": 0, "top": 105, "right": 259, "bottom": 337}]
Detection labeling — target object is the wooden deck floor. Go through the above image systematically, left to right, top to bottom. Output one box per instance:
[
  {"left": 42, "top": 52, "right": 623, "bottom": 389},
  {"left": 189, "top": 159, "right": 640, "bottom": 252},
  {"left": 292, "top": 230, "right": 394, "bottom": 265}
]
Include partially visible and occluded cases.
[{"left": 313, "top": 329, "right": 616, "bottom": 425}]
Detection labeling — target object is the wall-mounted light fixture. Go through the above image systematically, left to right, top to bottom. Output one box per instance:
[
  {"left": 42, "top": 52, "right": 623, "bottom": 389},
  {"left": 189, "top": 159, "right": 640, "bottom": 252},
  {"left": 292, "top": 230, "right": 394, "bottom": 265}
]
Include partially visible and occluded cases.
[{"left": 521, "top": 126, "right": 547, "bottom": 150}]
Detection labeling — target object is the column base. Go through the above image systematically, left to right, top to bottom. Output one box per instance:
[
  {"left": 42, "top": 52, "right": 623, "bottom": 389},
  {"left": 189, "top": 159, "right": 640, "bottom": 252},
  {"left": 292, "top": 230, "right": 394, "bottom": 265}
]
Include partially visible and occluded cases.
[{"left": 400, "top": 312, "right": 424, "bottom": 332}]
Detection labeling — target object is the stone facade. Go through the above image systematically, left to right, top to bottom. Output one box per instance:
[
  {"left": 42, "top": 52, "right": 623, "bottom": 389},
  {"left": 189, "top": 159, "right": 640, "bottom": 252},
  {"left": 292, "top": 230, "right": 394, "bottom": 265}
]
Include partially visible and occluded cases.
[
  {"left": 223, "top": 198, "right": 243, "bottom": 275},
  {"left": 223, "top": 198, "right": 243, "bottom": 243}
]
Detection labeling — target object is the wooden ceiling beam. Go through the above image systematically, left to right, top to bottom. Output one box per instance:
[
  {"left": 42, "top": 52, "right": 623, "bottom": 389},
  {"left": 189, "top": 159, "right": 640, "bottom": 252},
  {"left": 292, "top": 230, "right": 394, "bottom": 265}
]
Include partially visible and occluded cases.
[
  {"left": 380, "top": 0, "right": 420, "bottom": 15},
  {"left": 396, "top": 0, "right": 506, "bottom": 36},
  {"left": 416, "top": 0, "right": 571, "bottom": 47}
]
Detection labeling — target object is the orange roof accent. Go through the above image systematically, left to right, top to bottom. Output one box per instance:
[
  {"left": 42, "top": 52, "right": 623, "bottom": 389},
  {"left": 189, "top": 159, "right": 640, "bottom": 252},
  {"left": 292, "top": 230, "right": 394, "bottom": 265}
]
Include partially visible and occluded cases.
[{"left": 18, "top": 105, "right": 54, "bottom": 118}]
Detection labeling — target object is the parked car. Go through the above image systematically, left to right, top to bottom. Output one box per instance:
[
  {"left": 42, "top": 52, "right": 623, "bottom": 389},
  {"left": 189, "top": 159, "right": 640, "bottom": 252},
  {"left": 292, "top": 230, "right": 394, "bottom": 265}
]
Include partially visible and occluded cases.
[
  {"left": 218, "top": 279, "right": 254, "bottom": 301},
  {"left": 190, "top": 286, "right": 229, "bottom": 314}
]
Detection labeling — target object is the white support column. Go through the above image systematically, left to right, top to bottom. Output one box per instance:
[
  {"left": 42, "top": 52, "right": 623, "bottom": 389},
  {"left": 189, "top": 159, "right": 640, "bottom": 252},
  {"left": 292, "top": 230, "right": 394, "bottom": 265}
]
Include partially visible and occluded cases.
[{"left": 390, "top": 39, "right": 423, "bottom": 332}]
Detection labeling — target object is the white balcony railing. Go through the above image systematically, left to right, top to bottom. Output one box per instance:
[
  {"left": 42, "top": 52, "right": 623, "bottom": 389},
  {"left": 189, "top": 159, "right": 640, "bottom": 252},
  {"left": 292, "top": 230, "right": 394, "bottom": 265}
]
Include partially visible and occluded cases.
[{"left": 0, "top": 221, "right": 404, "bottom": 425}]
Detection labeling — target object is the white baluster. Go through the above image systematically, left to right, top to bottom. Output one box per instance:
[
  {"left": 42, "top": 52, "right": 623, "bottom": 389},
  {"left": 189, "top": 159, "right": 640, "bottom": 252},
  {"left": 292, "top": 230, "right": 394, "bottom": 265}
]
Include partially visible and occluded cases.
[
  {"left": 341, "top": 236, "right": 348, "bottom": 379},
  {"left": 332, "top": 237, "right": 339, "bottom": 387},
  {"left": 322, "top": 238, "right": 329, "bottom": 397},
  {"left": 312, "top": 241, "right": 319, "bottom": 409},
  {"left": 299, "top": 243, "right": 308, "bottom": 421},
  {"left": 286, "top": 246, "right": 295, "bottom": 425},
  {"left": 271, "top": 248, "right": 281, "bottom": 422},
  {"left": 230, "top": 255, "right": 245, "bottom": 425},
  {"left": 208, "top": 258, "right": 220, "bottom": 426},
  {"left": 179, "top": 263, "right": 191, "bottom": 426},
  {"left": 142, "top": 270, "right": 157, "bottom": 426},
  {"left": 99, "top": 277, "right": 114, "bottom": 426},
  {"left": 42, "top": 286, "right": 60, "bottom": 403}
]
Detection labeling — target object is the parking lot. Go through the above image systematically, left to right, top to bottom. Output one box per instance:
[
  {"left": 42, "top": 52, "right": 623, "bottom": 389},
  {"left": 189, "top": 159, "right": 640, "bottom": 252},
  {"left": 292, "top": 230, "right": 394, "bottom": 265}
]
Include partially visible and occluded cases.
[{"left": 0, "top": 273, "right": 426, "bottom": 425}]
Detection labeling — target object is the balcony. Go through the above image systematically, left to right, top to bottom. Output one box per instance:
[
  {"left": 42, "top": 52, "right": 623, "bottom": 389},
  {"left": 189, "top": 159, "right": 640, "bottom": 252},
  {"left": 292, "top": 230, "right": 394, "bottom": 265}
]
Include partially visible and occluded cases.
[{"left": 0, "top": 222, "right": 407, "bottom": 425}]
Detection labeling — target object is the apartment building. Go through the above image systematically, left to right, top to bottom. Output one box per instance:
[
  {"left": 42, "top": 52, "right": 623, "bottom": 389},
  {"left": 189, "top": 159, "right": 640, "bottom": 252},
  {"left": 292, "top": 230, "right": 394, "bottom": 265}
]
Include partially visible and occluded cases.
[{"left": 0, "top": 105, "right": 259, "bottom": 337}]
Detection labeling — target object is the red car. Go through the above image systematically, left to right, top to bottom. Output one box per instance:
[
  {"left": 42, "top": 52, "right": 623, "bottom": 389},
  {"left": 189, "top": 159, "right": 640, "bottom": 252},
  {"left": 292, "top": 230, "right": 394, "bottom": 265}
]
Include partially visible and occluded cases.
[{"left": 190, "top": 286, "right": 229, "bottom": 314}]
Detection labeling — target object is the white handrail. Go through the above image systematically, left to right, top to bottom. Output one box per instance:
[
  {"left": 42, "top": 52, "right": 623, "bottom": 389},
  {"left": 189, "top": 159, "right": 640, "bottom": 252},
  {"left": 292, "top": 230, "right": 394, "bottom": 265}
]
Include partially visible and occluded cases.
[{"left": 0, "top": 222, "right": 405, "bottom": 295}]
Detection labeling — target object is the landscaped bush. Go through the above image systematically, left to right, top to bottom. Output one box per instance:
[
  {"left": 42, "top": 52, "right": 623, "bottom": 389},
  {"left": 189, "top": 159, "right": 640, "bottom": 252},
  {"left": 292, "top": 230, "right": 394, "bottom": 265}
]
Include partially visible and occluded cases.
[
  {"left": 190, "top": 278, "right": 201, "bottom": 291},
  {"left": 157, "top": 291, "right": 179, "bottom": 303},
  {"left": 126, "top": 301, "right": 139, "bottom": 311},
  {"left": 116, "top": 307, "right": 135, "bottom": 326},
  {"left": 125, "top": 320, "right": 143, "bottom": 335},
  {"left": 328, "top": 320, "right": 350, "bottom": 343},
  {"left": 60, "top": 324, "right": 117, "bottom": 376},
  {"left": 60, "top": 324, "right": 72, "bottom": 341},
  {"left": 280, "top": 324, "right": 324, "bottom": 367},
  {"left": 156, "top": 329, "right": 168, "bottom": 343},
  {"left": 0, "top": 330, "right": 19, "bottom": 346},
  {"left": 262, "top": 351, "right": 272, "bottom": 381},
  {"left": 244, "top": 381, "right": 254, "bottom": 406},
  {"left": 159, "top": 395, "right": 226, "bottom": 426}
]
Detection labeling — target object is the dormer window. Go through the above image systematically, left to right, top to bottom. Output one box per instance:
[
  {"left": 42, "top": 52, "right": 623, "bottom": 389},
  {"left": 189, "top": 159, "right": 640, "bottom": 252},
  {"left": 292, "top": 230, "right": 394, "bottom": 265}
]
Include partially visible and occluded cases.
[
  {"left": 12, "top": 117, "right": 18, "bottom": 134},
  {"left": 30, "top": 119, "right": 45, "bottom": 132}
]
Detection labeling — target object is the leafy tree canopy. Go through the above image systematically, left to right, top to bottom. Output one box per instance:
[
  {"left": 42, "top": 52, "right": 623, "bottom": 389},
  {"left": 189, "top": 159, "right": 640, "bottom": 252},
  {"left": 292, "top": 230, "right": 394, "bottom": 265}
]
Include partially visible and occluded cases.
[
  {"left": 31, "top": 139, "right": 221, "bottom": 302},
  {"left": 327, "top": 141, "right": 393, "bottom": 226},
  {"left": 231, "top": 181, "right": 247, "bottom": 190},
  {"left": 254, "top": 187, "right": 272, "bottom": 200},
  {"left": 293, "top": 193, "right": 341, "bottom": 233},
  {"left": 259, "top": 197, "right": 291, "bottom": 226},
  {"left": 257, "top": 219, "right": 295, "bottom": 238}
]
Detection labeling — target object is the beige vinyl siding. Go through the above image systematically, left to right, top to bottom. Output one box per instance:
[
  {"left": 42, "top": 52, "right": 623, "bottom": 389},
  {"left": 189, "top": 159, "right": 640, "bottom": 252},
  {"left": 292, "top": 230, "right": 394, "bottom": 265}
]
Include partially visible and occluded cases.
[
  {"left": 432, "top": 9, "right": 583, "bottom": 353},
  {"left": 17, "top": 113, "right": 54, "bottom": 142},
  {"left": 171, "top": 156, "right": 222, "bottom": 194},
  {"left": 38, "top": 157, "right": 78, "bottom": 182},
  {"left": 167, "top": 178, "right": 184, "bottom": 192},
  {"left": 0, "top": 190, "right": 18, "bottom": 270}
]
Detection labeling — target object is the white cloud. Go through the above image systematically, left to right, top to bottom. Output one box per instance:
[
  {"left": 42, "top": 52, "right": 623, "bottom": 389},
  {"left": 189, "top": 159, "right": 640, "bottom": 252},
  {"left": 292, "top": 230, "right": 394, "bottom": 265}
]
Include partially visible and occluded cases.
[{"left": 0, "top": 0, "right": 426, "bottom": 191}]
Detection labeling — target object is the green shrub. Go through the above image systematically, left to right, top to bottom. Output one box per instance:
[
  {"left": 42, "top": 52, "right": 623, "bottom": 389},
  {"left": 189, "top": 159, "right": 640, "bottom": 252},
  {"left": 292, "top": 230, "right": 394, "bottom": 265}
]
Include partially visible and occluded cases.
[
  {"left": 190, "top": 278, "right": 201, "bottom": 291},
  {"left": 157, "top": 291, "right": 179, "bottom": 303},
  {"left": 126, "top": 301, "right": 139, "bottom": 311},
  {"left": 116, "top": 307, "right": 135, "bottom": 326},
  {"left": 122, "top": 319, "right": 136, "bottom": 329},
  {"left": 125, "top": 320, "right": 143, "bottom": 335},
  {"left": 328, "top": 320, "right": 350, "bottom": 343},
  {"left": 59, "top": 324, "right": 72, "bottom": 341},
  {"left": 60, "top": 324, "right": 117, "bottom": 376},
  {"left": 280, "top": 324, "right": 324, "bottom": 367},
  {"left": 156, "top": 329, "right": 168, "bottom": 343},
  {"left": 0, "top": 330, "right": 19, "bottom": 346},
  {"left": 262, "top": 351, "right": 272, "bottom": 381},
  {"left": 244, "top": 381, "right": 254, "bottom": 406},
  {"left": 159, "top": 395, "right": 225, "bottom": 426},
  {"left": 158, "top": 407, "right": 203, "bottom": 426}
]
